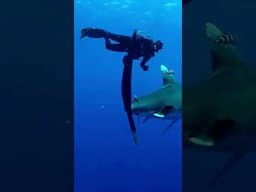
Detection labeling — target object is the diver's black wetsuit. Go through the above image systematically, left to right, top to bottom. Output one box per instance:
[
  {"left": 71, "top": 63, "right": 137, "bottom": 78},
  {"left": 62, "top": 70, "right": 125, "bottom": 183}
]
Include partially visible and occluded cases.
[
  {"left": 81, "top": 28, "right": 156, "bottom": 71},
  {"left": 81, "top": 28, "right": 162, "bottom": 144}
]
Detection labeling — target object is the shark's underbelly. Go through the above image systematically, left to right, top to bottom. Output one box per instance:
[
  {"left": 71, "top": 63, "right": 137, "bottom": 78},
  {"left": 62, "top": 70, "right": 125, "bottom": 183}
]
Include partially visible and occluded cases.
[{"left": 183, "top": 70, "right": 256, "bottom": 150}]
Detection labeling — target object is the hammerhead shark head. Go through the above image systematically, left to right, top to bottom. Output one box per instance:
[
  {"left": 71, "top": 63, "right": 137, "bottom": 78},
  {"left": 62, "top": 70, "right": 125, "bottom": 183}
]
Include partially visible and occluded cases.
[
  {"left": 183, "top": 22, "right": 256, "bottom": 183},
  {"left": 131, "top": 64, "right": 182, "bottom": 132}
]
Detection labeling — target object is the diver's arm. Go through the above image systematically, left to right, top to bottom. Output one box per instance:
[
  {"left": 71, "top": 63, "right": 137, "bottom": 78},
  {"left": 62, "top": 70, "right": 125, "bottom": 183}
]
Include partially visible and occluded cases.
[{"left": 140, "top": 55, "right": 151, "bottom": 71}]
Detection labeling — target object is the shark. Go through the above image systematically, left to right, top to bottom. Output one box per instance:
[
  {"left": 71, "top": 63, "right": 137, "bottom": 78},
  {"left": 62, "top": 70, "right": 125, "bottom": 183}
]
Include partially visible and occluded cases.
[
  {"left": 183, "top": 22, "right": 256, "bottom": 183},
  {"left": 131, "top": 64, "right": 182, "bottom": 132}
]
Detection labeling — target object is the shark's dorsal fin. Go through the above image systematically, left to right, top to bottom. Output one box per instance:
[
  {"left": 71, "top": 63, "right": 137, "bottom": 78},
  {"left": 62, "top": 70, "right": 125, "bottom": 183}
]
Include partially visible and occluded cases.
[
  {"left": 205, "top": 22, "right": 246, "bottom": 74},
  {"left": 160, "top": 65, "right": 177, "bottom": 86}
]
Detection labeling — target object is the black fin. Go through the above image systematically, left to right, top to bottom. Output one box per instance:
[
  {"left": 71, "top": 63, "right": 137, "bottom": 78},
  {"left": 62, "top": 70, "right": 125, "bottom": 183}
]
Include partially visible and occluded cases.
[
  {"left": 80, "top": 28, "right": 107, "bottom": 39},
  {"left": 121, "top": 55, "right": 137, "bottom": 144},
  {"left": 127, "top": 111, "right": 138, "bottom": 144}
]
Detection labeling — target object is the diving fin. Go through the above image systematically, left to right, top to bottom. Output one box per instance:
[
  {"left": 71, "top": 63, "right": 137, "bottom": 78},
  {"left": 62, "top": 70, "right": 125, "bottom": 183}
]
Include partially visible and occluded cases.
[
  {"left": 80, "top": 28, "right": 107, "bottom": 39},
  {"left": 121, "top": 54, "right": 138, "bottom": 144},
  {"left": 127, "top": 111, "right": 138, "bottom": 144}
]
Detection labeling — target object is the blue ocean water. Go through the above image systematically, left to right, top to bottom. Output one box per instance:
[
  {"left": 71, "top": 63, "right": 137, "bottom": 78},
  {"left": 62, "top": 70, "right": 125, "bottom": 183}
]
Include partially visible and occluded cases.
[{"left": 74, "top": 1, "right": 182, "bottom": 191}]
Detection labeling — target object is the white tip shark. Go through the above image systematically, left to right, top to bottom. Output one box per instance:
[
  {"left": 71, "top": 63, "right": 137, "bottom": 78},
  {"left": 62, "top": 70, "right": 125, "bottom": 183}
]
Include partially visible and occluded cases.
[
  {"left": 183, "top": 22, "right": 256, "bottom": 183},
  {"left": 131, "top": 64, "right": 182, "bottom": 132}
]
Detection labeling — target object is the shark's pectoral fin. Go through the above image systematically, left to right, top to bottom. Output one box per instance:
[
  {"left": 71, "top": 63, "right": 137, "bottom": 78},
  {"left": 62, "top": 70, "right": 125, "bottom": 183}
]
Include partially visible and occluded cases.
[
  {"left": 142, "top": 113, "right": 154, "bottom": 123},
  {"left": 162, "top": 117, "right": 180, "bottom": 134},
  {"left": 188, "top": 119, "right": 236, "bottom": 147},
  {"left": 189, "top": 136, "right": 215, "bottom": 147},
  {"left": 210, "top": 150, "right": 248, "bottom": 185}
]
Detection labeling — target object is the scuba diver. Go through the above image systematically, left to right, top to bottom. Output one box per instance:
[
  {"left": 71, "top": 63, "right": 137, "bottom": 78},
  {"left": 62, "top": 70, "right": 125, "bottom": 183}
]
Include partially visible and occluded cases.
[
  {"left": 80, "top": 27, "right": 163, "bottom": 144},
  {"left": 80, "top": 28, "right": 163, "bottom": 71}
]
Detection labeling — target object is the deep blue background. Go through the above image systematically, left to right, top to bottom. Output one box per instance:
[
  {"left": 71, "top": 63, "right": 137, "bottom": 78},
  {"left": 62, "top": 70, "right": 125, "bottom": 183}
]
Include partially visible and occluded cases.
[
  {"left": 0, "top": 0, "right": 73, "bottom": 191},
  {"left": 74, "top": 0, "right": 182, "bottom": 191}
]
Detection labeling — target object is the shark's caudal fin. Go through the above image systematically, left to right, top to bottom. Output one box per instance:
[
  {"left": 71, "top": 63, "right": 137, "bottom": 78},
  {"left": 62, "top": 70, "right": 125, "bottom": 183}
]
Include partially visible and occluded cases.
[
  {"left": 205, "top": 22, "right": 245, "bottom": 74},
  {"left": 160, "top": 64, "right": 177, "bottom": 86}
]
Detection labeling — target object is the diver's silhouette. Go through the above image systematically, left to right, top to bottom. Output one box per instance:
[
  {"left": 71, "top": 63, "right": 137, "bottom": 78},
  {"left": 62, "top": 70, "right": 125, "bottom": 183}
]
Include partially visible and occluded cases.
[
  {"left": 80, "top": 28, "right": 163, "bottom": 71},
  {"left": 80, "top": 28, "right": 162, "bottom": 144}
]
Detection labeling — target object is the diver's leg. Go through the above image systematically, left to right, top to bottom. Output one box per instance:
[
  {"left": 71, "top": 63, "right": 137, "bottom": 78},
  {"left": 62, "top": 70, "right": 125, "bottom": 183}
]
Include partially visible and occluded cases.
[
  {"left": 80, "top": 27, "right": 108, "bottom": 39},
  {"left": 80, "top": 27, "right": 131, "bottom": 43},
  {"left": 106, "top": 33, "right": 131, "bottom": 44},
  {"left": 104, "top": 38, "right": 128, "bottom": 52}
]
